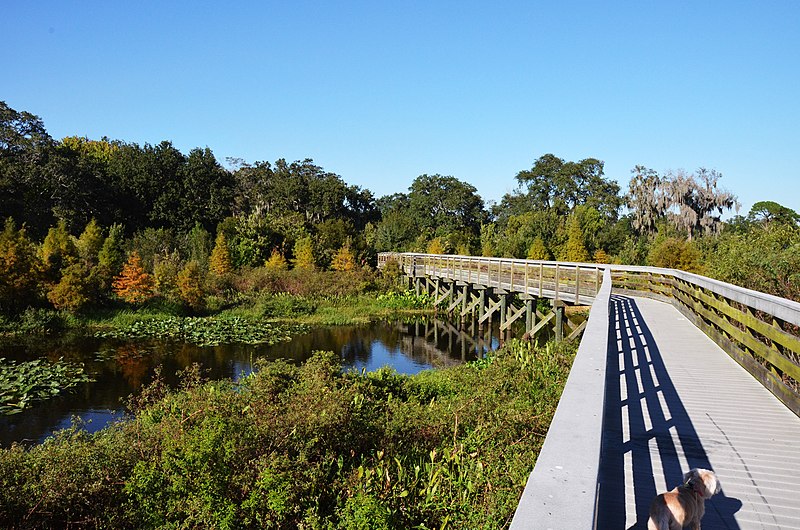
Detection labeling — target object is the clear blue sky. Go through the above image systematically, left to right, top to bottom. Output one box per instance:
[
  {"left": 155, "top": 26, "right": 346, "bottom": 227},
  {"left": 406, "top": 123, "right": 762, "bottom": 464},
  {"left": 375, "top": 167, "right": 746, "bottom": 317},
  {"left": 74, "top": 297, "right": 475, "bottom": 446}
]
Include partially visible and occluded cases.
[{"left": 3, "top": 1, "right": 799, "bottom": 216}]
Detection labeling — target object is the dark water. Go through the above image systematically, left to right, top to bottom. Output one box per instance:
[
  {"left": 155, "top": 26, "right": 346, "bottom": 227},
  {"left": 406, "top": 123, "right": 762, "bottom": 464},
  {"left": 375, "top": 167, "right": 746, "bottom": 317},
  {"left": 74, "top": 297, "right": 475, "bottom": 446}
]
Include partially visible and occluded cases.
[{"left": 0, "top": 319, "right": 502, "bottom": 447}]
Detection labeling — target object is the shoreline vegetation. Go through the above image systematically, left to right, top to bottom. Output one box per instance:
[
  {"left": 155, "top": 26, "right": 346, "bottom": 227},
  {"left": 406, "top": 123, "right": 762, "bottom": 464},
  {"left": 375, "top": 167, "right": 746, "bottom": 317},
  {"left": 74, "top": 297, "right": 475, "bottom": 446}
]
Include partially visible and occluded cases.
[
  {"left": 0, "top": 282, "right": 437, "bottom": 417},
  {"left": 0, "top": 338, "right": 577, "bottom": 529}
]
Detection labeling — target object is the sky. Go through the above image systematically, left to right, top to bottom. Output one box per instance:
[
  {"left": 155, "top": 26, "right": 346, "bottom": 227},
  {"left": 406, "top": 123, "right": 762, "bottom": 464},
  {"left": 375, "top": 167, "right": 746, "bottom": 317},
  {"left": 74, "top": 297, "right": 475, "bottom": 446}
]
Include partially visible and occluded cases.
[{"left": 3, "top": 1, "right": 799, "bottom": 217}]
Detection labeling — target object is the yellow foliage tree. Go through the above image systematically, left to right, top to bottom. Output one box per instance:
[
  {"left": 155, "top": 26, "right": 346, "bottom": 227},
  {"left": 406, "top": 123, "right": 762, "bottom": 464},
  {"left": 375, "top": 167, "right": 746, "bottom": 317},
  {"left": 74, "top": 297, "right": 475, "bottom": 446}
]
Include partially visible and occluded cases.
[
  {"left": 561, "top": 214, "right": 590, "bottom": 263},
  {"left": 0, "top": 218, "right": 42, "bottom": 312},
  {"left": 76, "top": 218, "right": 104, "bottom": 266},
  {"left": 40, "top": 219, "right": 78, "bottom": 280},
  {"left": 209, "top": 231, "right": 233, "bottom": 276},
  {"left": 292, "top": 236, "right": 316, "bottom": 271},
  {"left": 526, "top": 237, "right": 550, "bottom": 260},
  {"left": 426, "top": 238, "right": 445, "bottom": 255},
  {"left": 330, "top": 242, "right": 356, "bottom": 272},
  {"left": 264, "top": 249, "right": 289, "bottom": 271},
  {"left": 593, "top": 249, "right": 611, "bottom": 264},
  {"left": 112, "top": 251, "right": 155, "bottom": 304},
  {"left": 177, "top": 261, "right": 205, "bottom": 311},
  {"left": 47, "top": 263, "right": 95, "bottom": 312}
]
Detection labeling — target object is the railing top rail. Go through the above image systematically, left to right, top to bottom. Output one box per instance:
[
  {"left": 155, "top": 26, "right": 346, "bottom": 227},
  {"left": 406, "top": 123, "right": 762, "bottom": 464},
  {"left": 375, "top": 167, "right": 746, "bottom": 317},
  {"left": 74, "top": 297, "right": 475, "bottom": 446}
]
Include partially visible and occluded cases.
[
  {"left": 378, "top": 252, "right": 800, "bottom": 327},
  {"left": 510, "top": 268, "right": 613, "bottom": 528}
]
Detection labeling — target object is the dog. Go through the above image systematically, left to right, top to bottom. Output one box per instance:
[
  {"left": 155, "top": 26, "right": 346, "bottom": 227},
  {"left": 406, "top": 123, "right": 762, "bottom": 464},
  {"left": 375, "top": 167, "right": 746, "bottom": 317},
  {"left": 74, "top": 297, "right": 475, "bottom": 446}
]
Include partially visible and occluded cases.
[{"left": 647, "top": 468, "right": 721, "bottom": 530}]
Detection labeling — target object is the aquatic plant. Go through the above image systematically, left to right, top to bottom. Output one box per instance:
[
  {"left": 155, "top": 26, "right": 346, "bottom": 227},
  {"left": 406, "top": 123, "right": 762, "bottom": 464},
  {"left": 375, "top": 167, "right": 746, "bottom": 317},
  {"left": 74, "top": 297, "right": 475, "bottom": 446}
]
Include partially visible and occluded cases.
[
  {"left": 376, "top": 289, "right": 435, "bottom": 309},
  {"left": 94, "top": 316, "right": 306, "bottom": 347},
  {"left": 0, "top": 357, "right": 93, "bottom": 415}
]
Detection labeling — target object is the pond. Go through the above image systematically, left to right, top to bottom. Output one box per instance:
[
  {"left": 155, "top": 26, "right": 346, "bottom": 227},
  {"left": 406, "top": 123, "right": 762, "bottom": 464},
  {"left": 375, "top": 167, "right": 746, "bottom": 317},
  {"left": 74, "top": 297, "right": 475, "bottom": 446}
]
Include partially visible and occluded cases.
[{"left": 0, "top": 318, "right": 502, "bottom": 447}]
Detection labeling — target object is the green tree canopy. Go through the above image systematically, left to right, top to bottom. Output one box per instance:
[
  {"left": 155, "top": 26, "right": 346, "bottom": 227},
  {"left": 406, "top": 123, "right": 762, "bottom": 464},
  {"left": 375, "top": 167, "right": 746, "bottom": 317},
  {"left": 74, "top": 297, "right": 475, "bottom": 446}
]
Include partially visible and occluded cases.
[{"left": 502, "top": 153, "right": 621, "bottom": 221}]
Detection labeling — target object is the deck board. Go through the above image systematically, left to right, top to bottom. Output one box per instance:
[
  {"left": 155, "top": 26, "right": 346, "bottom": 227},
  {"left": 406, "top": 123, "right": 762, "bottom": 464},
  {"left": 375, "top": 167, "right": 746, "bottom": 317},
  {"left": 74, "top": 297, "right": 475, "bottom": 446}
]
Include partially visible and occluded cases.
[{"left": 596, "top": 295, "right": 800, "bottom": 530}]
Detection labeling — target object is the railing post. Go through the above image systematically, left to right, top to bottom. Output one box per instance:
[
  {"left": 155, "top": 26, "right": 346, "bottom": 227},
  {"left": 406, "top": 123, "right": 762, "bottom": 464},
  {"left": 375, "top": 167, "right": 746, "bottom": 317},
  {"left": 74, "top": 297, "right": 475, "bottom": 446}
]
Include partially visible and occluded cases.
[
  {"left": 525, "top": 262, "right": 530, "bottom": 294},
  {"left": 555, "top": 264, "right": 560, "bottom": 302},
  {"left": 575, "top": 266, "right": 580, "bottom": 304}
]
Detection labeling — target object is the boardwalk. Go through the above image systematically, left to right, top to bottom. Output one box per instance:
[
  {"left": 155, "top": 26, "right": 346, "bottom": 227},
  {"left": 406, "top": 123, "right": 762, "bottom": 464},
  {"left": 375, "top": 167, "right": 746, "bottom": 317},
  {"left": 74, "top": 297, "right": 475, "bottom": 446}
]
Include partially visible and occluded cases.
[
  {"left": 380, "top": 253, "right": 800, "bottom": 528},
  {"left": 597, "top": 296, "right": 800, "bottom": 529}
]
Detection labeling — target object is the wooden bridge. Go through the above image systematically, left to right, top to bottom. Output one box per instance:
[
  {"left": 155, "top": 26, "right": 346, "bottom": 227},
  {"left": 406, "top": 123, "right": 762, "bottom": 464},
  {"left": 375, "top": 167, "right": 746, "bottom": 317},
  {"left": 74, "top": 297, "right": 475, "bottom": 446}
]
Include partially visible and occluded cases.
[{"left": 378, "top": 253, "right": 800, "bottom": 529}]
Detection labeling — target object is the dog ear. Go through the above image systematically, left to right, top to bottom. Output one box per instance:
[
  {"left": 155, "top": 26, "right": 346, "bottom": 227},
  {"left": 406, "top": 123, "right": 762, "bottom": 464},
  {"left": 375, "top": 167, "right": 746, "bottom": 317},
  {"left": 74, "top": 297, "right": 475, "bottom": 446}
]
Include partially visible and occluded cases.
[{"left": 701, "top": 470, "right": 721, "bottom": 497}]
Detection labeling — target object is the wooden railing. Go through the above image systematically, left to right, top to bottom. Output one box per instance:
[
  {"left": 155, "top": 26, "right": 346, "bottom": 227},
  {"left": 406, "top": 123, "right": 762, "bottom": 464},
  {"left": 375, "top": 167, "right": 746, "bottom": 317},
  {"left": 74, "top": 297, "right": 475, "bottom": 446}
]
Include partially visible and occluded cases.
[
  {"left": 378, "top": 252, "right": 800, "bottom": 415},
  {"left": 378, "top": 252, "right": 604, "bottom": 305}
]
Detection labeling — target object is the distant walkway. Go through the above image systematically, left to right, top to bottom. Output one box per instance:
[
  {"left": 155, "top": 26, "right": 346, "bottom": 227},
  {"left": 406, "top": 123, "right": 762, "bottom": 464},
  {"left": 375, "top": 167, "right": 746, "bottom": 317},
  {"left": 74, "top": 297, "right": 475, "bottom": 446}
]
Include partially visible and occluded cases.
[{"left": 597, "top": 296, "right": 800, "bottom": 529}]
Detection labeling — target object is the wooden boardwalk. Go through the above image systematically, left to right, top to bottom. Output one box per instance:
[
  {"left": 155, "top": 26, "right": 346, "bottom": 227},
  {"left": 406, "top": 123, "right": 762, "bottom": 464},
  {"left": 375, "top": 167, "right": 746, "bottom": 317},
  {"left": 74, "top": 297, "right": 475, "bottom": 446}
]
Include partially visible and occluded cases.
[{"left": 597, "top": 295, "right": 800, "bottom": 529}]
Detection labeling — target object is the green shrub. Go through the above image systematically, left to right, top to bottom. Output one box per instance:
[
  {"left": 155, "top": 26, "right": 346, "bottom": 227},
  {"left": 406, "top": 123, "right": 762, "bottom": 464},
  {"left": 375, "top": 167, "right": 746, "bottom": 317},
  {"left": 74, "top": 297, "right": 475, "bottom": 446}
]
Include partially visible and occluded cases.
[
  {"left": 376, "top": 290, "right": 435, "bottom": 310},
  {"left": 254, "top": 293, "right": 317, "bottom": 318},
  {"left": 0, "top": 341, "right": 578, "bottom": 529}
]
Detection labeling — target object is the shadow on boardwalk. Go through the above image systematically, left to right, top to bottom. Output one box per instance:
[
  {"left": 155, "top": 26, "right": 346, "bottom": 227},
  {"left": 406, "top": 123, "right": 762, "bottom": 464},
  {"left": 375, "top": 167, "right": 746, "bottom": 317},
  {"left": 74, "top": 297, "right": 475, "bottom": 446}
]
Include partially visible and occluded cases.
[{"left": 596, "top": 296, "right": 742, "bottom": 529}]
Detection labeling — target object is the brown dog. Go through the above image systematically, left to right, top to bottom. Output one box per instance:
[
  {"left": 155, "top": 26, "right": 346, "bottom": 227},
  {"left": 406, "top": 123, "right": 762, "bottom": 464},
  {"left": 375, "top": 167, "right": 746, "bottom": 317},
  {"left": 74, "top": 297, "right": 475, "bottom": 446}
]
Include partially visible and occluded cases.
[{"left": 647, "top": 468, "right": 721, "bottom": 530}]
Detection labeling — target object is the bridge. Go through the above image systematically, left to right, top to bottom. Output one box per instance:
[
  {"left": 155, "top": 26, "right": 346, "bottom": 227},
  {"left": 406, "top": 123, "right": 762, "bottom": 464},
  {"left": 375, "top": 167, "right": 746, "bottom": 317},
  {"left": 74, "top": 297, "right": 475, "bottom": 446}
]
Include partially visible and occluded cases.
[{"left": 378, "top": 252, "right": 800, "bottom": 529}]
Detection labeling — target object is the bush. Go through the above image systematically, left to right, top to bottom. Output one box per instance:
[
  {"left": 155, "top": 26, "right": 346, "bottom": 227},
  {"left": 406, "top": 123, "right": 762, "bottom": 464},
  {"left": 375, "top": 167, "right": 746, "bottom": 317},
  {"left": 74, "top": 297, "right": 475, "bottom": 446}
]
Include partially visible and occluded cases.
[
  {"left": 646, "top": 236, "right": 703, "bottom": 273},
  {"left": 254, "top": 293, "right": 317, "bottom": 318},
  {"left": 15, "top": 307, "right": 67, "bottom": 334},
  {"left": 0, "top": 341, "right": 578, "bottom": 529}
]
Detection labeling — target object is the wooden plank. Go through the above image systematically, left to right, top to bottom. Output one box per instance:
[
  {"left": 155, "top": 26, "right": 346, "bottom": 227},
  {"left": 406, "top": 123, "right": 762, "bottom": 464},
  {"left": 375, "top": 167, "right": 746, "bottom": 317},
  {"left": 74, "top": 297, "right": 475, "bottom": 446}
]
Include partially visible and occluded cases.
[
  {"left": 676, "top": 280, "right": 800, "bottom": 355},
  {"left": 672, "top": 288, "right": 800, "bottom": 381},
  {"left": 598, "top": 296, "right": 800, "bottom": 529},
  {"left": 479, "top": 297, "right": 504, "bottom": 325},
  {"left": 678, "top": 302, "right": 800, "bottom": 417},
  {"left": 500, "top": 303, "right": 527, "bottom": 331},
  {"left": 527, "top": 311, "right": 555, "bottom": 336},
  {"left": 566, "top": 319, "right": 588, "bottom": 341}
]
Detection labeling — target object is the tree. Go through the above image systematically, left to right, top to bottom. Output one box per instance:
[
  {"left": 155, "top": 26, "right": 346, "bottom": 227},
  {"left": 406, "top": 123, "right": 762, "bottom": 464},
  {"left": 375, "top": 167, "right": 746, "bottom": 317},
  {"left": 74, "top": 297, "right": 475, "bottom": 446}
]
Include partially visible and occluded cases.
[
  {"left": 0, "top": 101, "right": 57, "bottom": 236},
  {"left": 172, "top": 147, "right": 235, "bottom": 233},
  {"left": 508, "top": 154, "right": 621, "bottom": 221},
  {"left": 626, "top": 165, "right": 666, "bottom": 235},
  {"left": 629, "top": 166, "right": 739, "bottom": 240},
  {"left": 664, "top": 168, "right": 739, "bottom": 240},
  {"left": 407, "top": 174, "right": 487, "bottom": 245},
  {"left": 747, "top": 201, "right": 800, "bottom": 227},
  {"left": 561, "top": 214, "right": 590, "bottom": 262},
  {"left": 0, "top": 218, "right": 41, "bottom": 313},
  {"left": 76, "top": 218, "right": 104, "bottom": 266},
  {"left": 40, "top": 219, "right": 78, "bottom": 282},
  {"left": 98, "top": 223, "right": 126, "bottom": 278},
  {"left": 185, "top": 223, "right": 212, "bottom": 271},
  {"left": 480, "top": 223, "right": 498, "bottom": 257},
  {"left": 209, "top": 231, "right": 233, "bottom": 276},
  {"left": 292, "top": 235, "right": 316, "bottom": 271},
  {"left": 646, "top": 236, "right": 703, "bottom": 273},
  {"left": 526, "top": 237, "right": 550, "bottom": 260},
  {"left": 426, "top": 238, "right": 446, "bottom": 255},
  {"left": 330, "top": 242, "right": 356, "bottom": 272},
  {"left": 264, "top": 249, "right": 289, "bottom": 271},
  {"left": 112, "top": 251, "right": 155, "bottom": 304},
  {"left": 153, "top": 254, "right": 182, "bottom": 304},
  {"left": 176, "top": 261, "right": 205, "bottom": 312},
  {"left": 47, "top": 263, "right": 97, "bottom": 312}
]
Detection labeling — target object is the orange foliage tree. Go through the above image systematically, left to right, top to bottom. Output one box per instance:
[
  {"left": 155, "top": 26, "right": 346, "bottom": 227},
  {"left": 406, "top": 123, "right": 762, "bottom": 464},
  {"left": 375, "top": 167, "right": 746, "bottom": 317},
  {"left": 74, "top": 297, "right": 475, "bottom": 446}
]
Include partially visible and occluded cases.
[{"left": 112, "top": 251, "right": 155, "bottom": 304}]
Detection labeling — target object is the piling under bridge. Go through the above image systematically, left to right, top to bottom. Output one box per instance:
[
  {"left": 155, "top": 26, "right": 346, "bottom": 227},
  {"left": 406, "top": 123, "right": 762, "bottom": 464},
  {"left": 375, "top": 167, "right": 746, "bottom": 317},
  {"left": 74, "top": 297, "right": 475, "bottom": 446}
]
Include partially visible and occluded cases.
[{"left": 378, "top": 252, "right": 800, "bottom": 529}]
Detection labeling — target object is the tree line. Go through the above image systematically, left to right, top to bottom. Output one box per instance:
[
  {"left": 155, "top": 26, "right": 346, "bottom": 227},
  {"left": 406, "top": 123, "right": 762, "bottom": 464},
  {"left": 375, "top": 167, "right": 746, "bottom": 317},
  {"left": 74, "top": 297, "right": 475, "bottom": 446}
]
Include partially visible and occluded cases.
[{"left": 2, "top": 100, "right": 799, "bottom": 317}]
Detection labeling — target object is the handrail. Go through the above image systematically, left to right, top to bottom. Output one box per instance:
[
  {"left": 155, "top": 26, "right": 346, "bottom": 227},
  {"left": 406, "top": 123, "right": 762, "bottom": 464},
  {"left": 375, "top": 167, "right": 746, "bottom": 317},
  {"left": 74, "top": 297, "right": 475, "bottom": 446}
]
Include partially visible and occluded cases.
[
  {"left": 378, "top": 252, "right": 800, "bottom": 415},
  {"left": 510, "top": 268, "right": 613, "bottom": 528}
]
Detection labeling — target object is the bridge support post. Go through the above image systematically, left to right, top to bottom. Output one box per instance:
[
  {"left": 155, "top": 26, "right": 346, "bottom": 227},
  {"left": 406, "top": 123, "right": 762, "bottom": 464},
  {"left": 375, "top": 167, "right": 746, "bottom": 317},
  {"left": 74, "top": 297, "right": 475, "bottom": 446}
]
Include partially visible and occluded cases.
[
  {"left": 461, "top": 284, "right": 470, "bottom": 320},
  {"left": 478, "top": 288, "right": 486, "bottom": 333},
  {"left": 500, "top": 293, "right": 508, "bottom": 341},
  {"left": 523, "top": 295, "right": 537, "bottom": 334},
  {"left": 554, "top": 300, "right": 565, "bottom": 342}
]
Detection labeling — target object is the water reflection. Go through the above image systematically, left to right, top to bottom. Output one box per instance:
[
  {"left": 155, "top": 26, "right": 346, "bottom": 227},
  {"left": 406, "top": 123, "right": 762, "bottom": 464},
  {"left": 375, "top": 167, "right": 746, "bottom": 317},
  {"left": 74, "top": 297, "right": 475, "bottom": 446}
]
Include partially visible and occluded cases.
[{"left": 0, "top": 318, "right": 503, "bottom": 447}]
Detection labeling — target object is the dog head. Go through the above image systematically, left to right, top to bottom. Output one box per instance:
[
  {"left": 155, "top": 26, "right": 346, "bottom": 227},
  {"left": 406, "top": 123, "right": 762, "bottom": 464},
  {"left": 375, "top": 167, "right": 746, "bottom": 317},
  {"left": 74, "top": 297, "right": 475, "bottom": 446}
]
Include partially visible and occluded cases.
[{"left": 683, "top": 468, "right": 721, "bottom": 499}]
